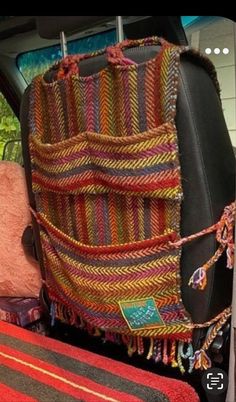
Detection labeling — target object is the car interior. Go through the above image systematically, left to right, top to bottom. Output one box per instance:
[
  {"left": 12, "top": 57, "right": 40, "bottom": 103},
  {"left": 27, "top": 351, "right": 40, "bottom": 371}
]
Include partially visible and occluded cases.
[{"left": 0, "top": 16, "right": 235, "bottom": 402}]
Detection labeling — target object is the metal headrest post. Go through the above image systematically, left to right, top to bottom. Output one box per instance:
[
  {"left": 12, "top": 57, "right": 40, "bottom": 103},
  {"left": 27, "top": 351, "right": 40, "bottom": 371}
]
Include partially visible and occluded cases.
[
  {"left": 116, "top": 16, "right": 124, "bottom": 43},
  {"left": 60, "top": 31, "right": 68, "bottom": 58}
]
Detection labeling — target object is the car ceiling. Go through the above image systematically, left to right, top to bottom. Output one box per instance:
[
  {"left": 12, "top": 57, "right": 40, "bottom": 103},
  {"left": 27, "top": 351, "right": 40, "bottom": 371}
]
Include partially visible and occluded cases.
[{"left": 0, "top": 16, "right": 149, "bottom": 57}]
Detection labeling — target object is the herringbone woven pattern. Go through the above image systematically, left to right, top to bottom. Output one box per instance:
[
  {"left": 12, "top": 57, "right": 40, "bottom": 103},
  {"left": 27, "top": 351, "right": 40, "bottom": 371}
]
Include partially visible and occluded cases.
[{"left": 28, "top": 37, "right": 224, "bottom": 367}]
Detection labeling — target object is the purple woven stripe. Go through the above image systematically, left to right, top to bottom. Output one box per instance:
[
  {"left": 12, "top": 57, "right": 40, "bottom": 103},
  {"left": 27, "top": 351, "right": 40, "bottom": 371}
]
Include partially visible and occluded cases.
[
  {"left": 137, "top": 64, "right": 147, "bottom": 132},
  {"left": 32, "top": 160, "right": 177, "bottom": 180},
  {"left": 159, "top": 303, "right": 186, "bottom": 315},
  {"left": 159, "top": 303, "right": 187, "bottom": 322}
]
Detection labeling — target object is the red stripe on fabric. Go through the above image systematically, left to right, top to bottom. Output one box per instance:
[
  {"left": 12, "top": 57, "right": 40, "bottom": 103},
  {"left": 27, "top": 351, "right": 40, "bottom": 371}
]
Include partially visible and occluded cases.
[
  {"left": 32, "top": 172, "right": 180, "bottom": 193},
  {"left": 158, "top": 199, "right": 166, "bottom": 234},
  {"left": 0, "top": 322, "right": 198, "bottom": 402},
  {"left": 0, "top": 344, "right": 141, "bottom": 402},
  {"left": 0, "top": 382, "right": 37, "bottom": 402}
]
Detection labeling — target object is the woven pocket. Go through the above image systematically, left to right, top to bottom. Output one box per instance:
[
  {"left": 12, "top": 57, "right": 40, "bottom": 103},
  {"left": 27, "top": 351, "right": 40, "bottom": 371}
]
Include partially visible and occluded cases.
[
  {"left": 30, "top": 122, "right": 182, "bottom": 200},
  {"left": 37, "top": 211, "right": 191, "bottom": 339}
]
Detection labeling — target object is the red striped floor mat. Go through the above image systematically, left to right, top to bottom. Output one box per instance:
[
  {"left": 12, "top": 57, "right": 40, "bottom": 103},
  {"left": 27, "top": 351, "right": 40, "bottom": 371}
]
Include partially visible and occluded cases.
[{"left": 0, "top": 320, "right": 199, "bottom": 401}]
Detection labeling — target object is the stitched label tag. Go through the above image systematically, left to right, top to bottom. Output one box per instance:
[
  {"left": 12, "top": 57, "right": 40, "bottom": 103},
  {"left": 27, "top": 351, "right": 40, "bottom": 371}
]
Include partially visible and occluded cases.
[{"left": 119, "top": 297, "right": 165, "bottom": 331}]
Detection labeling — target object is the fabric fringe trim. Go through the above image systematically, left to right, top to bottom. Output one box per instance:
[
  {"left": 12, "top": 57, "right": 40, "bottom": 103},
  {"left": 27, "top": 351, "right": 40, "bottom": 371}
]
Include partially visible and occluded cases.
[{"left": 50, "top": 301, "right": 231, "bottom": 374}]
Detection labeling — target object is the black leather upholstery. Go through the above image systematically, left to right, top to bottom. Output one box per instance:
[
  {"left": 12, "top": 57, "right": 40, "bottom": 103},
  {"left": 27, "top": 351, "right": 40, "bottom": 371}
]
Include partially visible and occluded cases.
[{"left": 124, "top": 16, "right": 188, "bottom": 45}]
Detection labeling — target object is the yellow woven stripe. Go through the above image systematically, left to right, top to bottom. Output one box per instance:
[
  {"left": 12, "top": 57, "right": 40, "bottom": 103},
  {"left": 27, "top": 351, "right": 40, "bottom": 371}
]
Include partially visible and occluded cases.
[
  {"left": 30, "top": 131, "right": 176, "bottom": 158},
  {"left": 30, "top": 136, "right": 87, "bottom": 155},
  {"left": 32, "top": 153, "right": 177, "bottom": 174},
  {"left": 32, "top": 182, "right": 182, "bottom": 199},
  {"left": 41, "top": 232, "right": 178, "bottom": 273},
  {"left": 44, "top": 250, "right": 178, "bottom": 307},
  {"left": 47, "top": 264, "right": 177, "bottom": 297},
  {"left": 62, "top": 273, "right": 176, "bottom": 293},
  {"left": 121, "top": 324, "right": 191, "bottom": 337}
]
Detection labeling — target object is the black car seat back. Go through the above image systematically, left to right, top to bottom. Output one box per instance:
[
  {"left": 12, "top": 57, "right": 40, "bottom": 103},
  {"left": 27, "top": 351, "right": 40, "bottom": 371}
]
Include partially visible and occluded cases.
[{"left": 20, "top": 15, "right": 235, "bottom": 363}]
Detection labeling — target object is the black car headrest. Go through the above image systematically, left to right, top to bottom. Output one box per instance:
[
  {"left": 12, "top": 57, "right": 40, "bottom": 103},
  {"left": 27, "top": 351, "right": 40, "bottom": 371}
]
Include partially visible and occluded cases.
[
  {"left": 36, "top": 16, "right": 115, "bottom": 39},
  {"left": 36, "top": 16, "right": 188, "bottom": 45},
  {"left": 123, "top": 16, "right": 188, "bottom": 45}
]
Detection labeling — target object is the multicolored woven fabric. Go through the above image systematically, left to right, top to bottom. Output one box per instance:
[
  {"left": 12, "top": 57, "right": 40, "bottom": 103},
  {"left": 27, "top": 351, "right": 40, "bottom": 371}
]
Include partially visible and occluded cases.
[{"left": 28, "top": 37, "right": 227, "bottom": 370}]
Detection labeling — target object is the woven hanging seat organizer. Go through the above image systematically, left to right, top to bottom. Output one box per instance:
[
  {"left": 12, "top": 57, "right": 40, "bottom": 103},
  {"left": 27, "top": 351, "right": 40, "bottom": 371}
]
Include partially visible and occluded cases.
[{"left": 28, "top": 37, "right": 235, "bottom": 373}]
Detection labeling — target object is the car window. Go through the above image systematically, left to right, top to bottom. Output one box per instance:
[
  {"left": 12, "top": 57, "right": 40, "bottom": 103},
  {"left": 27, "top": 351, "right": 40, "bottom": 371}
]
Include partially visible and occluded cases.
[
  {"left": 17, "top": 29, "right": 116, "bottom": 84},
  {"left": 0, "top": 91, "right": 22, "bottom": 163}
]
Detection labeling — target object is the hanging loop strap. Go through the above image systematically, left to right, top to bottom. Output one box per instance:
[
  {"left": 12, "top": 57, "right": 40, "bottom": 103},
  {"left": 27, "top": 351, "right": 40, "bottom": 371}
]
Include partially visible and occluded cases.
[
  {"left": 55, "top": 36, "right": 172, "bottom": 79},
  {"left": 106, "top": 36, "right": 170, "bottom": 66}
]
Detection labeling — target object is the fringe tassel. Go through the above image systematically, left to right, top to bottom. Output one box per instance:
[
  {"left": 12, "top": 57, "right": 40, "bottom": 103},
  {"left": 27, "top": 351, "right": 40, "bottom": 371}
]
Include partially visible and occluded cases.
[
  {"left": 169, "top": 201, "right": 235, "bottom": 290},
  {"left": 188, "top": 267, "right": 207, "bottom": 290},
  {"left": 49, "top": 300, "right": 231, "bottom": 375},
  {"left": 50, "top": 302, "right": 55, "bottom": 326},
  {"left": 94, "top": 327, "right": 102, "bottom": 337},
  {"left": 137, "top": 336, "right": 144, "bottom": 355},
  {"left": 128, "top": 337, "right": 137, "bottom": 357},
  {"left": 147, "top": 338, "right": 154, "bottom": 360},
  {"left": 162, "top": 339, "right": 168, "bottom": 365},
  {"left": 155, "top": 340, "right": 162, "bottom": 363},
  {"left": 170, "top": 340, "right": 178, "bottom": 368},
  {"left": 177, "top": 342, "right": 186, "bottom": 374},
  {"left": 192, "top": 349, "right": 212, "bottom": 370}
]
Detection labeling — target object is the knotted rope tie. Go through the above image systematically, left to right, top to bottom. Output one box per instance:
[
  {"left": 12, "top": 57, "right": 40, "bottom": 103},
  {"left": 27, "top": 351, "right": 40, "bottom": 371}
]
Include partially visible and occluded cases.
[
  {"left": 106, "top": 43, "right": 137, "bottom": 66},
  {"left": 57, "top": 55, "right": 81, "bottom": 79},
  {"left": 170, "top": 202, "right": 235, "bottom": 290},
  {"left": 189, "top": 202, "right": 235, "bottom": 290},
  {"left": 191, "top": 306, "right": 231, "bottom": 370}
]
